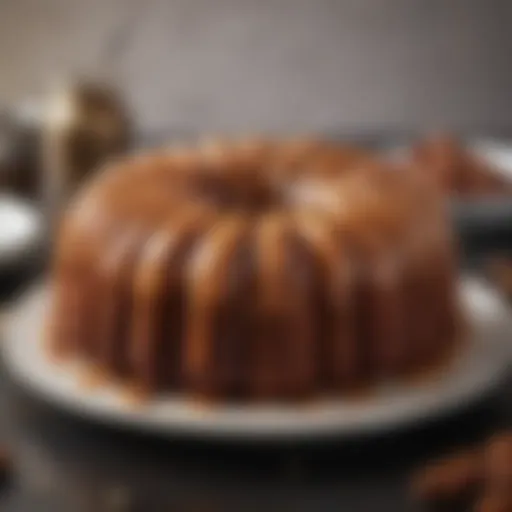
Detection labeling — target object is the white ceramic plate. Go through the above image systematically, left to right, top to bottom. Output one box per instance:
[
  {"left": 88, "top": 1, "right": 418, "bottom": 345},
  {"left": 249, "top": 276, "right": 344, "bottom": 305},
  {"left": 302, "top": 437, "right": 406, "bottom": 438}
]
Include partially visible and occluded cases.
[
  {"left": 0, "top": 194, "right": 42, "bottom": 269},
  {"left": 3, "top": 278, "right": 511, "bottom": 441}
]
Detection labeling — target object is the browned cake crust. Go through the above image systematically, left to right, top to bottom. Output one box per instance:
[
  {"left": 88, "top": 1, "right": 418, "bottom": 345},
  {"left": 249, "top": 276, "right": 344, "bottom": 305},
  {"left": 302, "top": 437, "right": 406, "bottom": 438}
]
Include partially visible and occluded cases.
[{"left": 48, "top": 138, "right": 463, "bottom": 402}]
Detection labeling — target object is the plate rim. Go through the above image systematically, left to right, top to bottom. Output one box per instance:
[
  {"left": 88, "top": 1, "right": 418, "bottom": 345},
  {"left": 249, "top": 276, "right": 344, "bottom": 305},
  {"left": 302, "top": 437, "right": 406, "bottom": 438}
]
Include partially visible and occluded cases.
[{"left": 2, "top": 278, "right": 510, "bottom": 441}]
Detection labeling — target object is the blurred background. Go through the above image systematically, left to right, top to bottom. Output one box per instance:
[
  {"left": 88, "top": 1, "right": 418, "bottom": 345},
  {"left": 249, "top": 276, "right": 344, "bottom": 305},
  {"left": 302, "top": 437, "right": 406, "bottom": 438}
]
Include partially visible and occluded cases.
[{"left": 1, "top": 0, "right": 512, "bottom": 135}]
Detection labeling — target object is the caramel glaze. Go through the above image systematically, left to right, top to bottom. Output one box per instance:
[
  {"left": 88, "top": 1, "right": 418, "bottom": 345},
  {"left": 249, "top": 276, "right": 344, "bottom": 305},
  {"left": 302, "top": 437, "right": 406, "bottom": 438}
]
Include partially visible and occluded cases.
[
  {"left": 49, "top": 139, "right": 463, "bottom": 402},
  {"left": 132, "top": 207, "right": 214, "bottom": 393},
  {"left": 185, "top": 215, "right": 251, "bottom": 399}
]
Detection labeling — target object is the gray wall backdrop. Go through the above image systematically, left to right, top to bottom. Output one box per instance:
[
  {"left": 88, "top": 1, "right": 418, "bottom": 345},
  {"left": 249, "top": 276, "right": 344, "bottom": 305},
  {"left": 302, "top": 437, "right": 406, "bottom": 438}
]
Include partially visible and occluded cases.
[{"left": 0, "top": 0, "right": 511, "bottom": 135}]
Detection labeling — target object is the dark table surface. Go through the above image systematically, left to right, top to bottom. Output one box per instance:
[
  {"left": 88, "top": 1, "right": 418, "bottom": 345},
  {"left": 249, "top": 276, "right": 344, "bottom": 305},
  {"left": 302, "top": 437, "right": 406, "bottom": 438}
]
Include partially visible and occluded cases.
[{"left": 0, "top": 266, "right": 509, "bottom": 512}]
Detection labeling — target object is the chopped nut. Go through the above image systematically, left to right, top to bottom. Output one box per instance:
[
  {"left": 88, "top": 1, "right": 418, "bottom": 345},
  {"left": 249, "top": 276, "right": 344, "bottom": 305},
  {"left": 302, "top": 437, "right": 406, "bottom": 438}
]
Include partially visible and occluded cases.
[
  {"left": 412, "top": 431, "right": 512, "bottom": 510},
  {"left": 484, "top": 433, "right": 512, "bottom": 493},
  {"left": 410, "top": 449, "right": 482, "bottom": 502},
  {"left": 475, "top": 492, "right": 512, "bottom": 512}
]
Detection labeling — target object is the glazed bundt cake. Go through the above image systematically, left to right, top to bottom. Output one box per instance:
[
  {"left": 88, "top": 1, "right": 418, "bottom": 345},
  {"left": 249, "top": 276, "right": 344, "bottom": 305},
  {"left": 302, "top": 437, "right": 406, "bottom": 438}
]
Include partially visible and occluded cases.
[{"left": 49, "top": 138, "right": 462, "bottom": 402}]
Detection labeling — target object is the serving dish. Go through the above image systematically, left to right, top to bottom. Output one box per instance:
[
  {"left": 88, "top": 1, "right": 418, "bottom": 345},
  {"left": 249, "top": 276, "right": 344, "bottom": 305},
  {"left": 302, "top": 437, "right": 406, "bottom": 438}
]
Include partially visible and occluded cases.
[{"left": 3, "top": 277, "right": 509, "bottom": 441}]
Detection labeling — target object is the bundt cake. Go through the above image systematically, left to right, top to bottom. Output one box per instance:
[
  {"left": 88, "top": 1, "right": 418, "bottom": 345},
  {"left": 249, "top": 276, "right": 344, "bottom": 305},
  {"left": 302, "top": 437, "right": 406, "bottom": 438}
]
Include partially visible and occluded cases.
[{"left": 48, "top": 138, "right": 462, "bottom": 402}]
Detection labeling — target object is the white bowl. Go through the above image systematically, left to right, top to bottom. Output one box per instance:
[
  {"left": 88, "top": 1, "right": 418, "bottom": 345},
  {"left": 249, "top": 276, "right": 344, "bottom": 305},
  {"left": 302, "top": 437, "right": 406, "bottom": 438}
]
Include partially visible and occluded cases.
[{"left": 0, "top": 194, "right": 42, "bottom": 270}]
